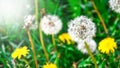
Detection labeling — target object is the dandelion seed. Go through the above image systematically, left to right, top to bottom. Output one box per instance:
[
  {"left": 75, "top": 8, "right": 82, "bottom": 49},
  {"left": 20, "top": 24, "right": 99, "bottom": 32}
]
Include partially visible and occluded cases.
[
  {"left": 109, "top": 0, "right": 120, "bottom": 13},
  {"left": 41, "top": 15, "right": 62, "bottom": 35},
  {"left": 68, "top": 16, "right": 96, "bottom": 42},
  {"left": 98, "top": 37, "right": 117, "bottom": 54},
  {"left": 77, "top": 39, "right": 97, "bottom": 54},
  {"left": 11, "top": 46, "right": 30, "bottom": 59},
  {"left": 43, "top": 63, "right": 57, "bottom": 68}
]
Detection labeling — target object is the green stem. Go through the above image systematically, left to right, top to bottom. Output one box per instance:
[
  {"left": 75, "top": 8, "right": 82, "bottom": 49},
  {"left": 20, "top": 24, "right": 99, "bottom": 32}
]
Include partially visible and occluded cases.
[
  {"left": 35, "top": 0, "right": 39, "bottom": 23},
  {"left": 91, "top": 0, "right": 108, "bottom": 35},
  {"left": 39, "top": 9, "right": 49, "bottom": 62},
  {"left": 39, "top": 22, "right": 49, "bottom": 62},
  {"left": 27, "top": 30, "right": 38, "bottom": 68},
  {"left": 52, "top": 34, "right": 57, "bottom": 51},
  {"left": 84, "top": 42, "right": 98, "bottom": 68},
  {"left": 22, "top": 59, "right": 31, "bottom": 68}
]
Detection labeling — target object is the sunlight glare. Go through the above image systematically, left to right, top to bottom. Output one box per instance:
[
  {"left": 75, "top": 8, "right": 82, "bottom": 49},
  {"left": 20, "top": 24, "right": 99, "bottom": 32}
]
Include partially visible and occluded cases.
[{"left": 0, "top": 1, "right": 15, "bottom": 16}]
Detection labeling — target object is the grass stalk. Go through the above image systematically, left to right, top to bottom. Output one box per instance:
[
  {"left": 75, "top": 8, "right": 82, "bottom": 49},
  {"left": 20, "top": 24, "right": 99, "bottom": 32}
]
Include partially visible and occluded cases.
[
  {"left": 91, "top": 0, "right": 108, "bottom": 35},
  {"left": 27, "top": 30, "right": 38, "bottom": 68}
]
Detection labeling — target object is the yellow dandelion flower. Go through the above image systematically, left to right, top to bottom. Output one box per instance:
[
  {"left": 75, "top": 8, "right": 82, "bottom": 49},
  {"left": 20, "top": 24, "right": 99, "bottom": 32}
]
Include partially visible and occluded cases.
[
  {"left": 59, "top": 33, "right": 74, "bottom": 44},
  {"left": 98, "top": 37, "right": 117, "bottom": 54},
  {"left": 11, "top": 46, "right": 30, "bottom": 59},
  {"left": 43, "top": 63, "right": 57, "bottom": 68}
]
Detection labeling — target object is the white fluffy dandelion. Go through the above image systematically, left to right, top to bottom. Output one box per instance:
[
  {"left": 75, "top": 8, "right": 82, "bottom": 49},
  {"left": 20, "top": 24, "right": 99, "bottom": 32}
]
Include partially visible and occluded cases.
[
  {"left": 109, "top": 0, "right": 120, "bottom": 13},
  {"left": 23, "top": 15, "right": 38, "bottom": 30},
  {"left": 41, "top": 15, "right": 62, "bottom": 35},
  {"left": 68, "top": 16, "right": 96, "bottom": 42},
  {"left": 77, "top": 39, "right": 97, "bottom": 54}
]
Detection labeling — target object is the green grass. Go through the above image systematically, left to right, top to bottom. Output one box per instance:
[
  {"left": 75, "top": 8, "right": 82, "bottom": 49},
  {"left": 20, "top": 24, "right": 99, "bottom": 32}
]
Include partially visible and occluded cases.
[{"left": 0, "top": 0, "right": 120, "bottom": 68}]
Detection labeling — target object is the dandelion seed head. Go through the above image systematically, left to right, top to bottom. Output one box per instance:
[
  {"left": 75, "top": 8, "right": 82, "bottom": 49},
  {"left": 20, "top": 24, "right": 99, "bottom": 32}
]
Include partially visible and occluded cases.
[
  {"left": 109, "top": 0, "right": 120, "bottom": 13},
  {"left": 23, "top": 15, "right": 38, "bottom": 30},
  {"left": 41, "top": 15, "right": 62, "bottom": 35},
  {"left": 68, "top": 16, "right": 96, "bottom": 42},
  {"left": 77, "top": 39, "right": 97, "bottom": 54}
]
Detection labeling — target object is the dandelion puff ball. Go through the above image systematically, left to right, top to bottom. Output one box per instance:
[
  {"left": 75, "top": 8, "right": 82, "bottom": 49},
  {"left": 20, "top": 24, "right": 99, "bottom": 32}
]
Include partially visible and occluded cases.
[
  {"left": 109, "top": 0, "right": 120, "bottom": 13},
  {"left": 23, "top": 15, "right": 37, "bottom": 29},
  {"left": 24, "top": 15, "right": 35, "bottom": 24},
  {"left": 41, "top": 15, "right": 62, "bottom": 35},
  {"left": 68, "top": 16, "right": 96, "bottom": 42},
  {"left": 77, "top": 39, "right": 97, "bottom": 54}
]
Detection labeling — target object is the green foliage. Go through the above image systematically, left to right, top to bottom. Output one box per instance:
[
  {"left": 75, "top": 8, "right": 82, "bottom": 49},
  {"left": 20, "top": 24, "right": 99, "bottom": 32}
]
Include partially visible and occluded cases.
[{"left": 0, "top": 0, "right": 120, "bottom": 68}]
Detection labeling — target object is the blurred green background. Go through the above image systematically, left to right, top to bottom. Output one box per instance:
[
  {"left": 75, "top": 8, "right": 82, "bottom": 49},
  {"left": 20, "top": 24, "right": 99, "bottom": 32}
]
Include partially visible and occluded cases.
[{"left": 0, "top": 0, "right": 120, "bottom": 68}]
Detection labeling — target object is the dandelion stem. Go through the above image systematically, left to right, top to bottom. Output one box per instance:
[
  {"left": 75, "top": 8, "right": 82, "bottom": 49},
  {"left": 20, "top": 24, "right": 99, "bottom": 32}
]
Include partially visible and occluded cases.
[
  {"left": 35, "top": 0, "right": 39, "bottom": 23},
  {"left": 91, "top": 0, "right": 108, "bottom": 35},
  {"left": 39, "top": 22, "right": 49, "bottom": 61},
  {"left": 27, "top": 30, "right": 38, "bottom": 68},
  {"left": 52, "top": 34, "right": 57, "bottom": 51},
  {"left": 84, "top": 42, "right": 98, "bottom": 68}
]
